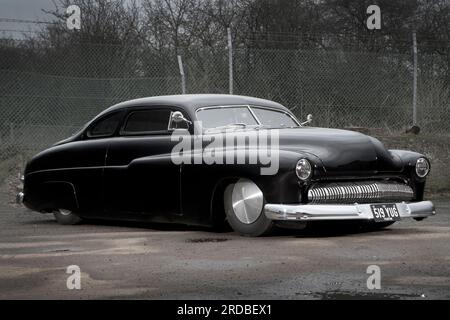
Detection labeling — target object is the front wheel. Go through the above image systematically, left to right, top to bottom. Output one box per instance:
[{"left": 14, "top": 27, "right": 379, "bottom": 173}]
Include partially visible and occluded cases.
[
  {"left": 223, "top": 178, "right": 274, "bottom": 237},
  {"left": 53, "top": 209, "right": 82, "bottom": 225}
]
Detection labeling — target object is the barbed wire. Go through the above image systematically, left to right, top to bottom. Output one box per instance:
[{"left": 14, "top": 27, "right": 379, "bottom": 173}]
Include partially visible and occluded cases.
[
  {"left": 0, "top": 16, "right": 448, "bottom": 43},
  {"left": 0, "top": 18, "right": 57, "bottom": 25},
  {"left": 0, "top": 29, "right": 41, "bottom": 34}
]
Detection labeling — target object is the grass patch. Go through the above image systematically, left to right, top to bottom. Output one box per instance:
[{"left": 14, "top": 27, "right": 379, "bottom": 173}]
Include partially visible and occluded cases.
[{"left": 0, "top": 153, "right": 26, "bottom": 185}]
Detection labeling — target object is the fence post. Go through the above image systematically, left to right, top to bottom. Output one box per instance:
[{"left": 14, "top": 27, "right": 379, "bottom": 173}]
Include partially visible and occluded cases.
[
  {"left": 227, "top": 27, "right": 233, "bottom": 95},
  {"left": 412, "top": 31, "right": 418, "bottom": 125},
  {"left": 177, "top": 55, "right": 186, "bottom": 94}
]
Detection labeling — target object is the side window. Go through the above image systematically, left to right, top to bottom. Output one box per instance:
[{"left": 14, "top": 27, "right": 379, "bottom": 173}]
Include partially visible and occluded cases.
[
  {"left": 122, "top": 109, "right": 172, "bottom": 134},
  {"left": 87, "top": 112, "right": 122, "bottom": 138}
]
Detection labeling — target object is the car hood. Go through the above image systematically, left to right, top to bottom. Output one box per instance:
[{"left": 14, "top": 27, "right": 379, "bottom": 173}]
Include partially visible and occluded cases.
[{"left": 275, "top": 127, "right": 403, "bottom": 175}]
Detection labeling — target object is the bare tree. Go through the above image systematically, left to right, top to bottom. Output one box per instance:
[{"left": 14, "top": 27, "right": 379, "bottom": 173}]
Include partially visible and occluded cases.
[
  {"left": 35, "top": 0, "right": 142, "bottom": 77},
  {"left": 41, "top": 0, "right": 141, "bottom": 45},
  {"left": 142, "top": 0, "right": 201, "bottom": 55}
]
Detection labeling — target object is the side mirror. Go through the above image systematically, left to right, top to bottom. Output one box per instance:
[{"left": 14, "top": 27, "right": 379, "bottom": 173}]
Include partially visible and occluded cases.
[
  {"left": 171, "top": 111, "right": 192, "bottom": 125},
  {"left": 301, "top": 114, "right": 313, "bottom": 126}
]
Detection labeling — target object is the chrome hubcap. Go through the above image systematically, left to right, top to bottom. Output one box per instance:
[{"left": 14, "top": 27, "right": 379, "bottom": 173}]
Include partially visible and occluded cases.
[{"left": 228, "top": 178, "right": 264, "bottom": 224}]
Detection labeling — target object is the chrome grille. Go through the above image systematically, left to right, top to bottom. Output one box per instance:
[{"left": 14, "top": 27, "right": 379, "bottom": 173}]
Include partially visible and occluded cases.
[{"left": 307, "top": 181, "right": 414, "bottom": 204}]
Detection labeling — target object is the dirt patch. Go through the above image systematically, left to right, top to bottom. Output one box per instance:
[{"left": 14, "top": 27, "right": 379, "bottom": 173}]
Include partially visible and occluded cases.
[{"left": 313, "top": 290, "right": 426, "bottom": 300}]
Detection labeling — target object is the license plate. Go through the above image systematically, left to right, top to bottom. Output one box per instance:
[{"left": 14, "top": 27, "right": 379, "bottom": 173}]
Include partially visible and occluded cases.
[{"left": 370, "top": 204, "right": 401, "bottom": 222}]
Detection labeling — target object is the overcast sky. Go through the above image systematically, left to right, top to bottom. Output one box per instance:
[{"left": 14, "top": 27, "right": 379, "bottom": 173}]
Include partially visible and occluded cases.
[
  {"left": 0, "top": 0, "right": 57, "bottom": 38},
  {"left": 0, "top": 0, "right": 141, "bottom": 38}
]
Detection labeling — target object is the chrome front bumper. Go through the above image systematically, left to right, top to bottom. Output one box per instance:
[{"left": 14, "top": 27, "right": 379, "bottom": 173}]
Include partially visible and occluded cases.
[
  {"left": 16, "top": 192, "right": 24, "bottom": 204},
  {"left": 264, "top": 201, "right": 435, "bottom": 221}
]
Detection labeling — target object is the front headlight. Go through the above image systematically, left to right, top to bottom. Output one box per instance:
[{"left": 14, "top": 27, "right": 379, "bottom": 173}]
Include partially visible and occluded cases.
[
  {"left": 415, "top": 157, "right": 430, "bottom": 178},
  {"left": 296, "top": 158, "right": 312, "bottom": 180}
]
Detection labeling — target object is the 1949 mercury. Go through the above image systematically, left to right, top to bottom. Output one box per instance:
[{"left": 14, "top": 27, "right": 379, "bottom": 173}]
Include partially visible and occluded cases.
[{"left": 19, "top": 94, "right": 435, "bottom": 236}]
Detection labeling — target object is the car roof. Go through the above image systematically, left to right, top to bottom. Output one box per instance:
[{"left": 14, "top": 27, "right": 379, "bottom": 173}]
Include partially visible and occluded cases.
[{"left": 97, "top": 94, "right": 289, "bottom": 119}]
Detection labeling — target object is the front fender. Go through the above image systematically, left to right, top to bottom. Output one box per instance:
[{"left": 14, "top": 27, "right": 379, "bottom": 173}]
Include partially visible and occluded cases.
[
  {"left": 254, "top": 149, "right": 325, "bottom": 204},
  {"left": 389, "top": 149, "right": 429, "bottom": 200},
  {"left": 389, "top": 149, "right": 429, "bottom": 179},
  {"left": 389, "top": 149, "right": 425, "bottom": 165}
]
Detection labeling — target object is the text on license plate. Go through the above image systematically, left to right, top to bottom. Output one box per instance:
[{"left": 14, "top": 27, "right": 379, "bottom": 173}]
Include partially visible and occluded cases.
[{"left": 370, "top": 204, "right": 401, "bottom": 222}]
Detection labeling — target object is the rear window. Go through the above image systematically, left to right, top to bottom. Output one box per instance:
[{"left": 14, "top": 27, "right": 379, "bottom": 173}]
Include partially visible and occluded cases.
[
  {"left": 123, "top": 109, "right": 171, "bottom": 133},
  {"left": 87, "top": 112, "right": 122, "bottom": 138}
]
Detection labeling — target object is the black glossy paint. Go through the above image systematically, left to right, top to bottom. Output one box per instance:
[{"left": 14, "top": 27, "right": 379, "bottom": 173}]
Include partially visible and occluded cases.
[{"left": 23, "top": 94, "right": 429, "bottom": 227}]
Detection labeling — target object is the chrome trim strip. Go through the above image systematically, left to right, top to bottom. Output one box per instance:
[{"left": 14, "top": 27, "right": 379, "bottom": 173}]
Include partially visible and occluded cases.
[
  {"left": 247, "top": 105, "right": 262, "bottom": 124},
  {"left": 265, "top": 201, "right": 436, "bottom": 221}
]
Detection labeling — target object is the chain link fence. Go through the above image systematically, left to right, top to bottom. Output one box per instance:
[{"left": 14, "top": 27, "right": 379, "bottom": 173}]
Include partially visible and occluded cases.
[{"left": 0, "top": 39, "right": 449, "bottom": 172}]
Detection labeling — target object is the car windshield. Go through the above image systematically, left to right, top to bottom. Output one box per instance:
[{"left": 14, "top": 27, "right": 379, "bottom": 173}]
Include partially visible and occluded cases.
[
  {"left": 196, "top": 106, "right": 299, "bottom": 129},
  {"left": 196, "top": 106, "right": 258, "bottom": 129},
  {"left": 251, "top": 107, "right": 299, "bottom": 128}
]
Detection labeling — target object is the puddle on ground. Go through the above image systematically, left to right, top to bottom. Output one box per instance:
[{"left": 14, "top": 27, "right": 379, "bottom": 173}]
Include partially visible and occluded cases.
[
  {"left": 186, "top": 238, "right": 229, "bottom": 243},
  {"left": 313, "top": 290, "right": 425, "bottom": 300}
]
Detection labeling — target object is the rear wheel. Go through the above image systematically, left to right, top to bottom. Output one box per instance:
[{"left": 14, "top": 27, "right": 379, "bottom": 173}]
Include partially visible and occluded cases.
[
  {"left": 223, "top": 178, "right": 274, "bottom": 237},
  {"left": 53, "top": 209, "right": 82, "bottom": 225}
]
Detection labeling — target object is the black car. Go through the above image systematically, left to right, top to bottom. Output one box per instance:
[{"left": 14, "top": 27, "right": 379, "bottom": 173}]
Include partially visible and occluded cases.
[{"left": 19, "top": 94, "right": 435, "bottom": 236}]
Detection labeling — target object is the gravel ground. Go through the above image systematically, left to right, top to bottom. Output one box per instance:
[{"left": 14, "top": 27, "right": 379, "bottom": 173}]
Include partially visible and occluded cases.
[{"left": 0, "top": 190, "right": 449, "bottom": 300}]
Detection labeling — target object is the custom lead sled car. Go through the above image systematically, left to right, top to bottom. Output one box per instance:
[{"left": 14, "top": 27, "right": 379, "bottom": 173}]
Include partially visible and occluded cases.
[{"left": 19, "top": 95, "right": 435, "bottom": 236}]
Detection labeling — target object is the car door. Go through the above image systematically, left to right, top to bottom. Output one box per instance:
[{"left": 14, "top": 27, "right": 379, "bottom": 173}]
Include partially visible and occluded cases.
[
  {"left": 103, "top": 107, "right": 187, "bottom": 221},
  {"left": 70, "top": 111, "right": 124, "bottom": 216}
]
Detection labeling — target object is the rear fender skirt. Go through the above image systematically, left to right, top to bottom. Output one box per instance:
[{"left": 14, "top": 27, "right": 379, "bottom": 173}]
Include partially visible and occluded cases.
[{"left": 25, "top": 181, "right": 79, "bottom": 212}]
